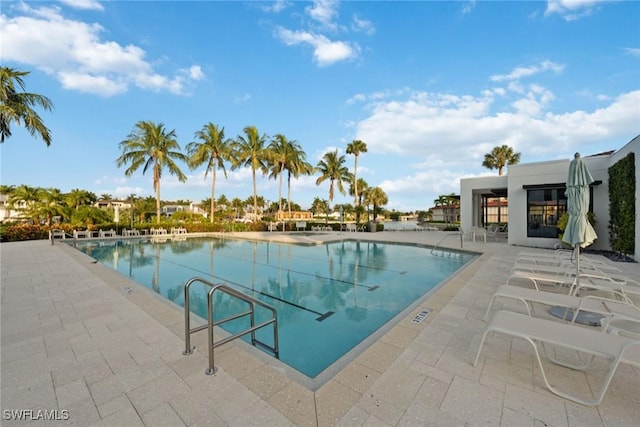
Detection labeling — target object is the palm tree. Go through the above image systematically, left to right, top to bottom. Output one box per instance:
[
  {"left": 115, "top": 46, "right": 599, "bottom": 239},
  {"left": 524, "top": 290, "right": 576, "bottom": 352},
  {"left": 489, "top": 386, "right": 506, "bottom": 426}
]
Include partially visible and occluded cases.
[
  {"left": 0, "top": 67, "right": 54, "bottom": 146},
  {"left": 116, "top": 121, "right": 188, "bottom": 224},
  {"left": 186, "top": 123, "right": 233, "bottom": 223},
  {"left": 232, "top": 126, "right": 270, "bottom": 222},
  {"left": 268, "top": 134, "right": 313, "bottom": 222},
  {"left": 268, "top": 134, "right": 295, "bottom": 212},
  {"left": 346, "top": 140, "right": 367, "bottom": 207},
  {"left": 482, "top": 144, "right": 521, "bottom": 176},
  {"left": 315, "top": 150, "right": 353, "bottom": 212},
  {"left": 349, "top": 177, "right": 369, "bottom": 224},
  {"left": 9, "top": 184, "right": 41, "bottom": 223},
  {"left": 0, "top": 185, "right": 15, "bottom": 196},
  {"left": 365, "top": 186, "right": 388, "bottom": 221},
  {"left": 39, "top": 187, "right": 67, "bottom": 225},
  {"left": 66, "top": 189, "right": 96, "bottom": 211},
  {"left": 99, "top": 193, "right": 113, "bottom": 201}
]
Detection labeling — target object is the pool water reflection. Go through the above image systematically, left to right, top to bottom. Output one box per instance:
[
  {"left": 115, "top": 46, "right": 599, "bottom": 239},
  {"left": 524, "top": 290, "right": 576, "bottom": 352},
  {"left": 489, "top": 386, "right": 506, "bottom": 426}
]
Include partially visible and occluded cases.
[{"left": 75, "top": 237, "right": 474, "bottom": 379}]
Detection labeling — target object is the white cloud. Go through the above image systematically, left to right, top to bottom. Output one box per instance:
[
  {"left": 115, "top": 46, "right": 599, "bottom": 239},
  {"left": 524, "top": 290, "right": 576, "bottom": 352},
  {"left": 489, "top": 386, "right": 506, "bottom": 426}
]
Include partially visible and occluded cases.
[
  {"left": 60, "top": 0, "right": 104, "bottom": 11},
  {"left": 259, "top": 0, "right": 290, "bottom": 13},
  {"left": 306, "top": 0, "right": 339, "bottom": 30},
  {"left": 544, "top": 0, "right": 603, "bottom": 21},
  {"left": 460, "top": 1, "right": 476, "bottom": 15},
  {"left": 0, "top": 4, "right": 205, "bottom": 96},
  {"left": 351, "top": 14, "right": 375, "bottom": 35},
  {"left": 276, "top": 27, "right": 359, "bottom": 66},
  {"left": 624, "top": 47, "right": 640, "bottom": 56},
  {"left": 490, "top": 60, "right": 564, "bottom": 82},
  {"left": 353, "top": 81, "right": 639, "bottom": 164},
  {"left": 234, "top": 93, "right": 252, "bottom": 104},
  {"left": 112, "top": 186, "right": 147, "bottom": 198}
]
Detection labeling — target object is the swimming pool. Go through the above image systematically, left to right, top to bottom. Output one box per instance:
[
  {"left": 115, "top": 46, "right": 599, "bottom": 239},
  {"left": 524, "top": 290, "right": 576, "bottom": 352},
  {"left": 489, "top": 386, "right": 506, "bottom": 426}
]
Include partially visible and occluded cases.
[{"left": 74, "top": 236, "right": 475, "bottom": 382}]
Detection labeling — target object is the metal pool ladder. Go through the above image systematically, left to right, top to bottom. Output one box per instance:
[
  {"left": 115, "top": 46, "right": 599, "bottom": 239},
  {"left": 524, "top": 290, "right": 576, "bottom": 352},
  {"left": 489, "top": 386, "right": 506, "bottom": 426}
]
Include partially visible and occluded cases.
[
  {"left": 431, "top": 231, "right": 464, "bottom": 255},
  {"left": 182, "top": 277, "right": 279, "bottom": 375}
]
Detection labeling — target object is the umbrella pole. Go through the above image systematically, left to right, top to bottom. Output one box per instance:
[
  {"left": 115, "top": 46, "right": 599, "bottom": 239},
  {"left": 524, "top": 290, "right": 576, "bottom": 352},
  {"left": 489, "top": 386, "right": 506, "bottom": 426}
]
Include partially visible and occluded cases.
[{"left": 574, "top": 244, "right": 580, "bottom": 293}]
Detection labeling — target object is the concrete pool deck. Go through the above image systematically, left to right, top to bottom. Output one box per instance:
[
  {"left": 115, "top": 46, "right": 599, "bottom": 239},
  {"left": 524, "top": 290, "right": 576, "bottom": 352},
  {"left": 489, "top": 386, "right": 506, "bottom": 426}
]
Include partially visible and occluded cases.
[{"left": 1, "top": 230, "right": 639, "bottom": 426}]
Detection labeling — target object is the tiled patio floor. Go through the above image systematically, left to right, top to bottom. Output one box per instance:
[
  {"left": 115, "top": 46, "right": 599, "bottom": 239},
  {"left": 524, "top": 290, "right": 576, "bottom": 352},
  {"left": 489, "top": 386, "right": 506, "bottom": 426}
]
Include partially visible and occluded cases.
[{"left": 2, "top": 231, "right": 639, "bottom": 426}]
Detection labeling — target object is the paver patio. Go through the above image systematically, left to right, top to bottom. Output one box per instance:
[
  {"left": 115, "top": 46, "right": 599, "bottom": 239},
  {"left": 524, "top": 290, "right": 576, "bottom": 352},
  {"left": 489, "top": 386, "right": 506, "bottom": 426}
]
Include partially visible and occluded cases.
[{"left": 2, "top": 231, "right": 638, "bottom": 426}]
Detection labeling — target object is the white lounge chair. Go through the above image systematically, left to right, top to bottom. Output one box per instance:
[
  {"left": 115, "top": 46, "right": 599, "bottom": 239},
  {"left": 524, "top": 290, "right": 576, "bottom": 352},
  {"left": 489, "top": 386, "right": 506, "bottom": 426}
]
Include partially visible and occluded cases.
[
  {"left": 485, "top": 224, "right": 500, "bottom": 241},
  {"left": 484, "top": 284, "right": 638, "bottom": 321},
  {"left": 474, "top": 310, "right": 640, "bottom": 405}
]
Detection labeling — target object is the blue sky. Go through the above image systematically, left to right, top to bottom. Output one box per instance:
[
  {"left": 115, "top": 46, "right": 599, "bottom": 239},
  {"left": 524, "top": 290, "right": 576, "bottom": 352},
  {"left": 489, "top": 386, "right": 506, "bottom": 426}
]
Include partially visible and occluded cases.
[{"left": 1, "top": 0, "right": 638, "bottom": 212}]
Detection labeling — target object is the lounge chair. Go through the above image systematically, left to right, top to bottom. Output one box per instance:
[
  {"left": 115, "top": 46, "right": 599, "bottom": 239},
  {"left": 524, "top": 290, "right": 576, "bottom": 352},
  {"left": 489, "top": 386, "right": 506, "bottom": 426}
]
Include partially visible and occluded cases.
[
  {"left": 485, "top": 224, "right": 500, "bottom": 241},
  {"left": 483, "top": 284, "right": 638, "bottom": 322},
  {"left": 474, "top": 310, "right": 640, "bottom": 405}
]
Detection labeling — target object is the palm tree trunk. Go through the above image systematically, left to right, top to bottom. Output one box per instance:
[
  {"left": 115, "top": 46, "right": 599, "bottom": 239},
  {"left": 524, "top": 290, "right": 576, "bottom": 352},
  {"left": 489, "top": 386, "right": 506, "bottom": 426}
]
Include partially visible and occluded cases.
[
  {"left": 354, "top": 155, "right": 359, "bottom": 206},
  {"left": 278, "top": 162, "right": 285, "bottom": 212},
  {"left": 154, "top": 165, "right": 161, "bottom": 224},
  {"left": 210, "top": 168, "right": 217, "bottom": 223},
  {"left": 252, "top": 169, "right": 258, "bottom": 222}
]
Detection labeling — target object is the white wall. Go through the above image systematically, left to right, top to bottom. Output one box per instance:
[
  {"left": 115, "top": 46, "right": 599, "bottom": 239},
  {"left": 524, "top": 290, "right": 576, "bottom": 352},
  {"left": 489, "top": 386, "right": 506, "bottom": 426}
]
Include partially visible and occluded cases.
[
  {"left": 460, "top": 136, "right": 639, "bottom": 258},
  {"left": 507, "top": 155, "right": 611, "bottom": 249},
  {"left": 460, "top": 175, "right": 507, "bottom": 232}
]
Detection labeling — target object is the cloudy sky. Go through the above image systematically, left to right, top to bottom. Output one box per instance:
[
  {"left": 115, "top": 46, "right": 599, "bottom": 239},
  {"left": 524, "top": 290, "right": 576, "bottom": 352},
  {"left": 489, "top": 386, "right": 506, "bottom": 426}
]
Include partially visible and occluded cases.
[{"left": 1, "top": 0, "right": 638, "bottom": 212}]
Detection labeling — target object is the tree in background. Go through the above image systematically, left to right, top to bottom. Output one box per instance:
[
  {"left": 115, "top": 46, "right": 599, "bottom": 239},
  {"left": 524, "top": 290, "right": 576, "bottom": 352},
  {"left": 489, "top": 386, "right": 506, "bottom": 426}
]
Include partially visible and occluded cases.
[
  {"left": 0, "top": 67, "right": 53, "bottom": 146},
  {"left": 116, "top": 121, "right": 188, "bottom": 224},
  {"left": 187, "top": 123, "right": 232, "bottom": 223},
  {"left": 232, "top": 126, "right": 270, "bottom": 222},
  {"left": 346, "top": 139, "right": 367, "bottom": 207},
  {"left": 482, "top": 144, "right": 521, "bottom": 175},
  {"left": 315, "top": 150, "right": 353, "bottom": 219},
  {"left": 349, "top": 177, "right": 369, "bottom": 225},
  {"left": 365, "top": 187, "right": 388, "bottom": 221},
  {"left": 66, "top": 189, "right": 97, "bottom": 211}
]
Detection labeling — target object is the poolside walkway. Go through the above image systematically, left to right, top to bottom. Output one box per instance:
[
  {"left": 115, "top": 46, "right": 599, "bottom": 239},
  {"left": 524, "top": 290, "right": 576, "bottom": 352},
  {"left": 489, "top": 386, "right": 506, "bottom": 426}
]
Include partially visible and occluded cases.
[{"left": 2, "top": 231, "right": 639, "bottom": 426}]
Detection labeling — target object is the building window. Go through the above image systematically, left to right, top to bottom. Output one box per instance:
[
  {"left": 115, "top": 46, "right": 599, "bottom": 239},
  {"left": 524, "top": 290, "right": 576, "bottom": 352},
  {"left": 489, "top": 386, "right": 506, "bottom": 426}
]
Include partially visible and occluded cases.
[{"left": 526, "top": 188, "right": 567, "bottom": 238}]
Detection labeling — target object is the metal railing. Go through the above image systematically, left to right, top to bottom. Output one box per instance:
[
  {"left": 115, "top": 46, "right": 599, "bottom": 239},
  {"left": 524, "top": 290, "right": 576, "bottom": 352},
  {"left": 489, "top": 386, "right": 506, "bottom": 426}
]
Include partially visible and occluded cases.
[
  {"left": 49, "top": 229, "right": 74, "bottom": 245},
  {"left": 430, "top": 231, "right": 464, "bottom": 255},
  {"left": 183, "top": 277, "right": 279, "bottom": 375}
]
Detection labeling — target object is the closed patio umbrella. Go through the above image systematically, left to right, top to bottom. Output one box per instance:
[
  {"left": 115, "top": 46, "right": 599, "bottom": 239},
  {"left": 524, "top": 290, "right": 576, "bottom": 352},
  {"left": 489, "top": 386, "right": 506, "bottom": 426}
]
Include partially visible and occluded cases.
[
  {"left": 562, "top": 152, "right": 598, "bottom": 285},
  {"left": 550, "top": 153, "right": 599, "bottom": 325}
]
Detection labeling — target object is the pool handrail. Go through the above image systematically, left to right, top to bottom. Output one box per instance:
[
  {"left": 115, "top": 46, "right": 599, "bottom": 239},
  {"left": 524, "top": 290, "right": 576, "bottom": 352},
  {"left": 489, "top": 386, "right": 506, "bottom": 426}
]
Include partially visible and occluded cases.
[{"left": 182, "top": 276, "right": 279, "bottom": 375}]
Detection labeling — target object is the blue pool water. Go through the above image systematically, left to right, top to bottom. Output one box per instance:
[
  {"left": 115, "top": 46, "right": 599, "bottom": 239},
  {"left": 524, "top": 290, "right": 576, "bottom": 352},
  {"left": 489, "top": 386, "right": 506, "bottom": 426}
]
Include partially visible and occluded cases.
[{"left": 74, "top": 237, "right": 474, "bottom": 378}]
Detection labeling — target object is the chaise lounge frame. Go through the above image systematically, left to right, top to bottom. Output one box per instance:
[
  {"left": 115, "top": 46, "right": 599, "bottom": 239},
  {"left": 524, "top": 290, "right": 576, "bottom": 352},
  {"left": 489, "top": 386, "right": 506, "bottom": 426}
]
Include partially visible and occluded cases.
[{"left": 474, "top": 310, "right": 640, "bottom": 406}]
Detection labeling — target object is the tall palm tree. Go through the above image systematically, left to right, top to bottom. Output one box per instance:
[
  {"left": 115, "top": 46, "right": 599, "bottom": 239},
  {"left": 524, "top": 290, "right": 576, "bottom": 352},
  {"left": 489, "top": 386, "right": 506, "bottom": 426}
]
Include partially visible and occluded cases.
[
  {"left": 0, "top": 67, "right": 54, "bottom": 146},
  {"left": 116, "top": 121, "right": 188, "bottom": 224},
  {"left": 186, "top": 123, "right": 233, "bottom": 223},
  {"left": 232, "top": 126, "right": 270, "bottom": 221},
  {"left": 268, "top": 134, "right": 295, "bottom": 212},
  {"left": 268, "top": 134, "right": 313, "bottom": 220},
  {"left": 346, "top": 140, "right": 367, "bottom": 206},
  {"left": 482, "top": 144, "right": 521, "bottom": 176},
  {"left": 284, "top": 147, "right": 313, "bottom": 221},
  {"left": 315, "top": 150, "right": 353, "bottom": 213},
  {"left": 349, "top": 177, "right": 369, "bottom": 224},
  {"left": 9, "top": 184, "right": 41, "bottom": 223},
  {"left": 365, "top": 186, "right": 388, "bottom": 221},
  {"left": 39, "top": 187, "right": 67, "bottom": 225},
  {"left": 66, "top": 188, "right": 96, "bottom": 211},
  {"left": 99, "top": 193, "right": 113, "bottom": 201}
]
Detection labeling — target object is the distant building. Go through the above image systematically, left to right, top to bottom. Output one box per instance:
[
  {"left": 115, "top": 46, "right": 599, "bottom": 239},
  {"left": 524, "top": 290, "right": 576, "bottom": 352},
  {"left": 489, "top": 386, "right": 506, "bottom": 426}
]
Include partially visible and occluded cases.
[
  {"left": 460, "top": 135, "right": 639, "bottom": 260},
  {"left": 0, "top": 194, "right": 26, "bottom": 222},
  {"left": 94, "top": 200, "right": 132, "bottom": 209},
  {"left": 162, "top": 203, "right": 208, "bottom": 218},
  {"left": 274, "top": 211, "right": 313, "bottom": 221}
]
